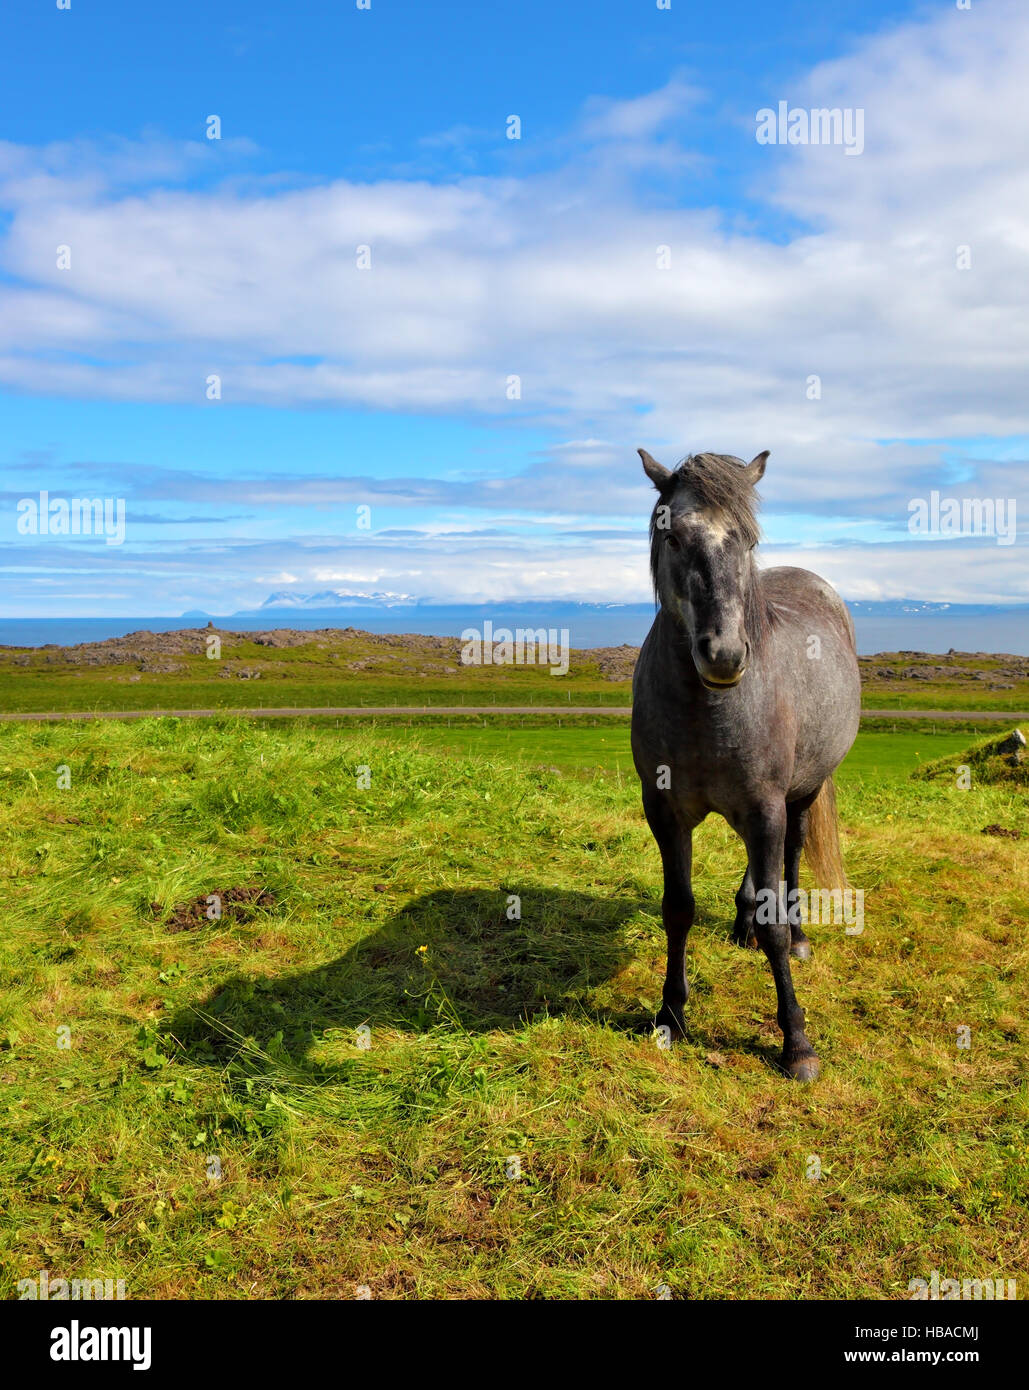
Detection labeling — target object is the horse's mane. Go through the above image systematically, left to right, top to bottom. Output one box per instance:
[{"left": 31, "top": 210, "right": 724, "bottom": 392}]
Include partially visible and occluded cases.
[
  {"left": 649, "top": 453, "right": 762, "bottom": 578},
  {"left": 666, "top": 453, "right": 760, "bottom": 540}
]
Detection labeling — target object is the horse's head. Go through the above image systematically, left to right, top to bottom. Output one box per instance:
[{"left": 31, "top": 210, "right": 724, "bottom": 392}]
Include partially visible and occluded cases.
[{"left": 640, "top": 448, "right": 768, "bottom": 690}]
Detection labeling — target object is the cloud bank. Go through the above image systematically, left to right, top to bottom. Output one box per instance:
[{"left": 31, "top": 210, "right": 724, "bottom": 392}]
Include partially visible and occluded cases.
[{"left": 1, "top": 0, "right": 1026, "bottom": 610}]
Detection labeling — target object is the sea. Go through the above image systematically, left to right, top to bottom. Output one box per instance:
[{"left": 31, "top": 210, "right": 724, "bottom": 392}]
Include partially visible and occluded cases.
[{"left": 0, "top": 603, "right": 1027, "bottom": 656}]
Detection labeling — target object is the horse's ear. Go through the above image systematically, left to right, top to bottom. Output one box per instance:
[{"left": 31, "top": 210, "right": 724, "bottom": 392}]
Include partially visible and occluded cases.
[
  {"left": 638, "top": 448, "right": 672, "bottom": 490},
  {"left": 745, "top": 450, "right": 769, "bottom": 484}
]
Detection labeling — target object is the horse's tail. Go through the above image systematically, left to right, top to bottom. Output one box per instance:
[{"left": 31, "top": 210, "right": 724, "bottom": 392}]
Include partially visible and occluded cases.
[{"left": 804, "top": 776, "right": 848, "bottom": 891}]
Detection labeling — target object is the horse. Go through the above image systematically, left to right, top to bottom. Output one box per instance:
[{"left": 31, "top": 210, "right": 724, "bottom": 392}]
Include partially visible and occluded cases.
[{"left": 630, "top": 448, "right": 860, "bottom": 1080}]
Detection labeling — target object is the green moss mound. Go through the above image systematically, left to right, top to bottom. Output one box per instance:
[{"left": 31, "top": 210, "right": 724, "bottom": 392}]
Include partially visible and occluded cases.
[{"left": 911, "top": 727, "right": 1029, "bottom": 786}]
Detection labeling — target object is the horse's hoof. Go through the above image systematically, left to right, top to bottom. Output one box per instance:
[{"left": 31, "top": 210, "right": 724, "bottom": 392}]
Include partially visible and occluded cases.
[
  {"left": 790, "top": 938, "right": 812, "bottom": 960},
  {"left": 655, "top": 1004, "right": 686, "bottom": 1041},
  {"left": 784, "top": 1054, "right": 820, "bottom": 1082}
]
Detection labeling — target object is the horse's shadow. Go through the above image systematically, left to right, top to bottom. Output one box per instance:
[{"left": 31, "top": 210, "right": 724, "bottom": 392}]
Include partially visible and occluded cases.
[{"left": 163, "top": 886, "right": 687, "bottom": 1074}]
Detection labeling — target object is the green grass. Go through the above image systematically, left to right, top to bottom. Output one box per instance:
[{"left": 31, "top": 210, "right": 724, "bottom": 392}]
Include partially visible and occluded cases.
[
  {"left": 2, "top": 629, "right": 1028, "bottom": 714},
  {"left": 0, "top": 669, "right": 629, "bottom": 714},
  {"left": 853, "top": 685, "right": 1029, "bottom": 713},
  {"left": 0, "top": 719, "right": 1025, "bottom": 1299},
  {"left": 365, "top": 722, "right": 986, "bottom": 781}
]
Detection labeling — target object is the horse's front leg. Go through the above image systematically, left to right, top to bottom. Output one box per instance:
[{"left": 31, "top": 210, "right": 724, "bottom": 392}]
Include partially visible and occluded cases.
[
  {"left": 642, "top": 788, "right": 694, "bottom": 1041},
  {"left": 744, "top": 798, "right": 820, "bottom": 1081}
]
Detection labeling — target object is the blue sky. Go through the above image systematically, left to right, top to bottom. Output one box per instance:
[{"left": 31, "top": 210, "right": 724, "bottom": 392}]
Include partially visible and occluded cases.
[{"left": 1, "top": 0, "right": 1026, "bottom": 615}]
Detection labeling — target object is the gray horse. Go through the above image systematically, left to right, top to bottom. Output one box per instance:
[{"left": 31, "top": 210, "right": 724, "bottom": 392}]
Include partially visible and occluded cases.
[{"left": 631, "top": 449, "right": 860, "bottom": 1080}]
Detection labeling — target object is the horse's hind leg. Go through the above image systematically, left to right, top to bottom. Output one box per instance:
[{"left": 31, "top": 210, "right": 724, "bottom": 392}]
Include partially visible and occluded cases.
[
  {"left": 642, "top": 787, "right": 694, "bottom": 1041},
  {"left": 785, "top": 793, "right": 818, "bottom": 960},
  {"left": 742, "top": 798, "right": 820, "bottom": 1081},
  {"left": 732, "top": 867, "right": 758, "bottom": 949}
]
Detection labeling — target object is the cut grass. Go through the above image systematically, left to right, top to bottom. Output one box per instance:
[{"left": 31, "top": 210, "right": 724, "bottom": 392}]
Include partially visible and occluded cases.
[{"left": 0, "top": 718, "right": 1025, "bottom": 1299}]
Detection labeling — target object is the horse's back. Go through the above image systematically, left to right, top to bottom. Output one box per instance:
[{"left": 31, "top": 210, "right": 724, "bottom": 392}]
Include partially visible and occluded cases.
[
  {"left": 758, "top": 566, "right": 860, "bottom": 790},
  {"left": 759, "top": 566, "right": 856, "bottom": 651}
]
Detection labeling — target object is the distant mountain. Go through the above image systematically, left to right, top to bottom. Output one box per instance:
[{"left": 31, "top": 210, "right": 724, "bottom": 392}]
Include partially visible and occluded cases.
[
  {"left": 256, "top": 589, "right": 417, "bottom": 610},
  {"left": 243, "top": 593, "right": 1029, "bottom": 619},
  {"left": 246, "top": 593, "right": 650, "bottom": 616},
  {"left": 10, "top": 594, "right": 1027, "bottom": 655},
  {"left": 846, "top": 600, "right": 1029, "bottom": 617},
  {"left": 849, "top": 600, "right": 954, "bottom": 614}
]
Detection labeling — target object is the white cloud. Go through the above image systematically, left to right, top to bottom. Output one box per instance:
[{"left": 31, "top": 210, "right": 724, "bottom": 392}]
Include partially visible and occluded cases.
[
  {"left": 1, "top": 0, "right": 1027, "bottom": 603},
  {"left": 580, "top": 77, "right": 701, "bottom": 140},
  {"left": 5, "top": 524, "right": 1027, "bottom": 617}
]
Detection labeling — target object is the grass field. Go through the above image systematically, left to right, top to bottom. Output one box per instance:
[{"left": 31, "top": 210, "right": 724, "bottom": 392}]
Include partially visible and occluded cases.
[
  {"left": 3, "top": 627, "right": 1028, "bottom": 714},
  {"left": 1, "top": 713, "right": 1025, "bottom": 1300},
  {"left": 370, "top": 721, "right": 981, "bottom": 780}
]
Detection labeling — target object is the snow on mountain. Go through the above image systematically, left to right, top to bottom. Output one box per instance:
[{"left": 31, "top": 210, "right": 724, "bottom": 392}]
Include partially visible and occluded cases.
[{"left": 258, "top": 589, "right": 416, "bottom": 609}]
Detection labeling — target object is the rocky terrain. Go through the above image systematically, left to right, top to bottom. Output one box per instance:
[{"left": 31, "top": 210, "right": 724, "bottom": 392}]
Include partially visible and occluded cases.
[
  {"left": 0, "top": 625, "right": 642, "bottom": 681},
  {"left": 0, "top": 626, "right": 1027, "bottom": 688},
  {"left": 864, "top": 652, "right": 1029, "bottom": 690}
]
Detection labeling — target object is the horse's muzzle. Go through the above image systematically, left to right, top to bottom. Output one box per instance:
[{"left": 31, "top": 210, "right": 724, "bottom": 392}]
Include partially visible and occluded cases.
[{"left": 694, "top": 636, "right": 749, "bottom": 690}]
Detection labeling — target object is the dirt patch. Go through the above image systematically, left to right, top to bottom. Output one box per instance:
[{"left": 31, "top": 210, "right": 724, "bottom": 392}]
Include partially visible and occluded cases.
[
  {"left": 981, "top": 824, "right": 1021, "bottom": 840},
  {"left": 156, "top": 885, "right": 276, "bottom": 933}
]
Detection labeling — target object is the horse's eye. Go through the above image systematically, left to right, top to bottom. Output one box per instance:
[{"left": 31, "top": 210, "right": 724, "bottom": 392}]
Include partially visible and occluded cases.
[{"left": 666, "top": 533, "right": 681, "bottom": 552}]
